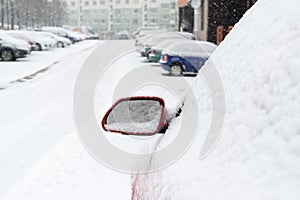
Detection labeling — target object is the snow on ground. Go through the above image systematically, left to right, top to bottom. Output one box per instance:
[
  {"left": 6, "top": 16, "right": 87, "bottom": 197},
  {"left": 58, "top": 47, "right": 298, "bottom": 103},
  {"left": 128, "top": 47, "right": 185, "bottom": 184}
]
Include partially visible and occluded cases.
[
  {"left": 133, "top": 0, "right": 300, "bottom": 199},
  {"left": 0, "top": 38, "right": 195, "bottom": 199},
  {"left": 0, "top": 40, "right": 131, "bottom": 200},
  {"left": 0, "top": 41, "right": 97, "bottom": 88}
]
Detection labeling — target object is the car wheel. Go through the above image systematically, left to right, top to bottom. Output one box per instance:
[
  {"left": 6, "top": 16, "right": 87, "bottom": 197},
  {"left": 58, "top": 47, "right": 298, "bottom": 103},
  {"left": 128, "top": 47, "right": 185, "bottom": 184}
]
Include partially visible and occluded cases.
[
  {"left": 57, "top": 41, "right": 64, "bottom": 48},
  {"left": 36, "top": 43, "right": 42, "bottom": 51},
  {"left": 1, "top": 49, "right": 15, "bottom": 61},
  {"left": 170, "top": 63, "right": 183, "bottom": 76}
]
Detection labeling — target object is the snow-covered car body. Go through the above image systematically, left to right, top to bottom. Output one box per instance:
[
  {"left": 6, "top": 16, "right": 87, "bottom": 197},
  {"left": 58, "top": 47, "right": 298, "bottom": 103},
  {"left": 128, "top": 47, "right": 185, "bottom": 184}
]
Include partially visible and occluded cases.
[
  {"left": 41, "top": 27, "right": 81, "bottom": 44},
  {"left": 133, "top": 27, "right": 161, "bottom": 39},
  {"left": 135, "top": 29, "right": 167, "bottom": 47},
  {"left": 5, "top": 30, "right": 37, "bottom": 51},
  {"left": 26, "top": 31, "right": 56, "bottom": 50},
  {"left": 38, "top": 31, "right": 72, "bottom": 48},
  {"left": 70, "top": 31, "right": 88, "bottom": 41},
  {"left": 0, "top": 32, "right": 31, "bottom": 61},
  {"left": 140, "top": 34, "right": 188, "bottom": 57},
  {"left": 149, "top": 38, "right": 187, "bottom": 62},
  {"left": 160, "top": 40, "right": 217, "bottom": 75}
]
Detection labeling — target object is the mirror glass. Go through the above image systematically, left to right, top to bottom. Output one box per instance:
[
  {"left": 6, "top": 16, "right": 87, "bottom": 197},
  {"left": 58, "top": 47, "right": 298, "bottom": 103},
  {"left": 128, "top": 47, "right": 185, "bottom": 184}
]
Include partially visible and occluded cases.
[{"left": 103, "top": 99, "right": 163, "bottom": 134}]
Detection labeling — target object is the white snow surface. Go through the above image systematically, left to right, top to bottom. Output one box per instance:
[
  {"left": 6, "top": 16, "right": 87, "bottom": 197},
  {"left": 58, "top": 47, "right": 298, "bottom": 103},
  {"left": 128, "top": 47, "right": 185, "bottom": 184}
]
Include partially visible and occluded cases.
[
  {"left": 1, "top": 0, "right": 300, "bottom": 199},
  {"left": 133, "top": 0, "right": 300, "bottom": 199},
  {"left": 0, "top": 39, "right": 194, "bottom": 199},
  {"left": 0, "top": 40, "right": 131, "bottom": 200}
]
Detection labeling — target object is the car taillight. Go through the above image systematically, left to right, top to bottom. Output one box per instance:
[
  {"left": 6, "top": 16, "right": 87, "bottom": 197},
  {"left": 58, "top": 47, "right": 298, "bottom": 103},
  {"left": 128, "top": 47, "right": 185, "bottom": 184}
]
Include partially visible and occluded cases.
[
  {"left": 28, "top": 41, "right": 33, "bottom": 45},
  {"left": 152, "top": 50, "right": 156, "bottom": 54},
  {"left": 164, "top": 55, "right": 168, "bottom": 61}
]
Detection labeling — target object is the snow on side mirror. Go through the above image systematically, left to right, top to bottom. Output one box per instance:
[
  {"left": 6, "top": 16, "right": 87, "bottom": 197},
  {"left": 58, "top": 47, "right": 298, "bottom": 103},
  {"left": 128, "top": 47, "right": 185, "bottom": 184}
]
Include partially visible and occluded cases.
[{"left": 101, "top": 96, "right": 166, "bottom": 135}]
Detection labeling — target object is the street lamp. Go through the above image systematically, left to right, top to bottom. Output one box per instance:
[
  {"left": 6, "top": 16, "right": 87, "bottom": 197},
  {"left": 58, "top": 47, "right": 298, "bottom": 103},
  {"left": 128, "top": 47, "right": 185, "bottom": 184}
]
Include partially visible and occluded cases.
[{"left": 191, "top": 0, "right": 201, "bottom": 40}]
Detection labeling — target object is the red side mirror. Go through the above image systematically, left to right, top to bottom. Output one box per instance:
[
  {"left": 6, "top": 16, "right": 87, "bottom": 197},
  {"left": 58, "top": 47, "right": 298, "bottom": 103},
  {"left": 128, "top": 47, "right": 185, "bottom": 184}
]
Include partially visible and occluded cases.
[{"left": 101, "top": 96, "right": 166, "bottom": 135}]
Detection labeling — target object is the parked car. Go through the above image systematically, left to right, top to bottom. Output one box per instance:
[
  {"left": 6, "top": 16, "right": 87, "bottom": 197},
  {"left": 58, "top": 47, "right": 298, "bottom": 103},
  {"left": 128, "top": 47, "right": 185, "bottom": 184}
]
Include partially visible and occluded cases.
[
  {"left": 78, "top": 26, "right": 99, "bottom": 39},
  {"left": 41, "top": 27, "right": 81, "bottom": 43},
  {"left": 133, "top": 27, "right": 161, "bottom": 39},
  {"left": 135, "top": 29, "right": 167, "bottom": 47},
  {"left": 5, "top": 30, "right": 37, "bottom": 51},
  {"left": 7, "top": 30, "right": 53, "bottom": 51},
  {"left": 26, "top": 31, "right": 56, "bottom": 50},
  {"left": 37, "top": 31, "right": 72, "bottom": 48},
  {"left": 72, "top": 31, "right": 88, "bottom": 41},
  {"left": 118, "top": 31, "right": 131, "bottom": 40},
  {"left": 0, "top": 32, "right": 30, "bottom": 61},
  {"left": 175, "top": 32, "right": 195, "bottom": 40},
  {"left": 140, "top": 34, "right": 188, "bottom": 57},
  {"left": 148, "top": 39, "right": 187, "bottom": 62},
  {"left": 160, "top": 40, "right": 217, "bottom": 75}
]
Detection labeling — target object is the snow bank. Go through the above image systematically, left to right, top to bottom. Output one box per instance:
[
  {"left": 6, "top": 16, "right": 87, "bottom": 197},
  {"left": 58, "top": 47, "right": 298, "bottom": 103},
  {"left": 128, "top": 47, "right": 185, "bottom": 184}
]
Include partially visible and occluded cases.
[{"left": 134, "top": 0, "right": 300, "bottom": 199}]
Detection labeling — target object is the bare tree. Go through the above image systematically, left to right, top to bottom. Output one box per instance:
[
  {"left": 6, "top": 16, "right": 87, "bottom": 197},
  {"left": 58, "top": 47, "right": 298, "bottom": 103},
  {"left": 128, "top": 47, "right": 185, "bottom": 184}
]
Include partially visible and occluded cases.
[
  {"left": 1, "top": 0, "right": 4, "bottom": 29},
  {"left": 2, "top": 0, "right": 67, "bottom": 29},
  {"left": 10, "top": 0, "right": 14, "bottom": 29}
]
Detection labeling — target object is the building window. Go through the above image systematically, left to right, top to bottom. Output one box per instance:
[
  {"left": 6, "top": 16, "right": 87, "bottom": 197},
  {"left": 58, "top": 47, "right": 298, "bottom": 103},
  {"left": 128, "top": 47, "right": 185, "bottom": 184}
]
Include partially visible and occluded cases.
[
  {"left": 100, "top": 0, "right": 105, "bottom": 4},
  {"left": 115, "top": 0, "right": 120, "bottom": 3},
  {"left": 125, "top": 0, "right": 129, "bottom": 3},
  {"left": 133, "top": 0, "right": 139, "bottom": 3},
  {"left": 150, "top": 0, "right": 157, "bottom": 3},
  {"left": 71, "top": 1, "right": 75, "bottom": 6},
  {"left": 84, "top": 1, "right": 89, "bottom": 6},
  {"left": 93, "top": 1, "right": 97, "bottom": 5},
  {"left": 170, "top": 2, "right": 175, "bottom": 9},
  {"left": 161, "top": 3, "right": 168, "bottom": 9},
  {"left": 149, "top": 8, "right": 157, "bottom": 13},
  {"left": 114, "top": 9, "right": 121, "bottom": 16},
  {"left": 150, "top": 18, "right": 157, "bottom": 24},
  {"left": 132, "top": 19, "right": 138, "bottom": 24}
]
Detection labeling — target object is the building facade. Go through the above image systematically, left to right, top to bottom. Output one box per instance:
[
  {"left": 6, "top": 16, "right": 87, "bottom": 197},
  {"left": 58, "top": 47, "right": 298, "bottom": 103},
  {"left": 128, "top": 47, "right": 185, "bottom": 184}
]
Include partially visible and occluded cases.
[
  {"left": 62, "top": 0, "right": 178, "bottom": 34},
  {"left": 178, "top": 0, "right": 257, "bottom": 44}
]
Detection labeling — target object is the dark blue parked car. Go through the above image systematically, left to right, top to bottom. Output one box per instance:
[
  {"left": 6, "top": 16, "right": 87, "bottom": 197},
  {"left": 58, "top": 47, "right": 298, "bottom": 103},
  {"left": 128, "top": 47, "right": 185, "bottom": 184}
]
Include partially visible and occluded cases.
[{"left": 160, "top": 41, "right": 217, "bottom": 75}]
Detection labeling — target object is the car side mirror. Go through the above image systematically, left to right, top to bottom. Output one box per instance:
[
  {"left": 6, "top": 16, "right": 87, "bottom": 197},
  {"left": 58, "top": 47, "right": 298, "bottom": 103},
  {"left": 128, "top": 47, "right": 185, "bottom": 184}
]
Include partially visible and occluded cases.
[{"left": 101, "top": 96, "right": 166, "bottom": 135}]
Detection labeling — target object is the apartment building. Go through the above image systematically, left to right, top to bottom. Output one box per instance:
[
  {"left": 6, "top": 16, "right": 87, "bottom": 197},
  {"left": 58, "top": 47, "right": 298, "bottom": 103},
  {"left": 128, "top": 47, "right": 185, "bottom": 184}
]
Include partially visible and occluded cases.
[{"left": 62, "top": 0, "right": 178, "bottom": 34}]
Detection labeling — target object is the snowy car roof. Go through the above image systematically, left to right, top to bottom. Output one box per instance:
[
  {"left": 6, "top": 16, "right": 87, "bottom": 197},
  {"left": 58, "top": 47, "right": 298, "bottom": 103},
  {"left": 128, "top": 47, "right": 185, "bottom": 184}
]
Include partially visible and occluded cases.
[
  {"left": 0, "top": 31, "right": 29, "bottom": 47},
  {"left": 145, "top": 34, "right": 187, "bottom": 47},
  {"left": 152, "top": 38, "right": 188, "bottom": 50},
  {"left": 164, "top": 40, "right": 216, "bottom": 57}
]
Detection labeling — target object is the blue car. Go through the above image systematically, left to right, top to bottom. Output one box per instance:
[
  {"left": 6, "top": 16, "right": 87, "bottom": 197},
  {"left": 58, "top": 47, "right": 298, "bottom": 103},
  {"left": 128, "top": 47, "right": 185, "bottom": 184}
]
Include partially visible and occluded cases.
[{"left": 159, "top": 41, "right": 217, "bottom": 75}]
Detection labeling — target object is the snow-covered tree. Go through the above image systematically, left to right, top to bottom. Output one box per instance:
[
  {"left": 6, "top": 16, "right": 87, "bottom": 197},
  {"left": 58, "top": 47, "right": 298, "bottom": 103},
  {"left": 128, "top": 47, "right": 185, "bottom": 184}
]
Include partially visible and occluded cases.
[{"left": 0, "top": 0, "right": 67, "bottom": 29}]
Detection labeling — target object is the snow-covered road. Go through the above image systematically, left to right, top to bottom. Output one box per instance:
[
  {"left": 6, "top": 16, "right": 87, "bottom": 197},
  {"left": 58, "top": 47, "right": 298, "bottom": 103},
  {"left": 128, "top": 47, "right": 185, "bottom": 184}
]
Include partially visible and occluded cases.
[{"left": 0, "top": 40, "right": 195, "bottom": 200}]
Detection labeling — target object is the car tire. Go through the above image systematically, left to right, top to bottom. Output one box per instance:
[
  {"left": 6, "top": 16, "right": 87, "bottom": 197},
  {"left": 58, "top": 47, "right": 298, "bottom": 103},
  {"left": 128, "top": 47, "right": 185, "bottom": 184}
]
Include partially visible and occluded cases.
[
  {"left": 57, "top": 41, "right": 64, "bottom": 48},
  {"left": 36, "top": 43, "right": 42, "bottom": 51},
  {"left": 1, "top": 49, "right": 15, "bottom": 61},
  {"left": 170, "top": 63, "right": 183, "bottom": 76}
]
